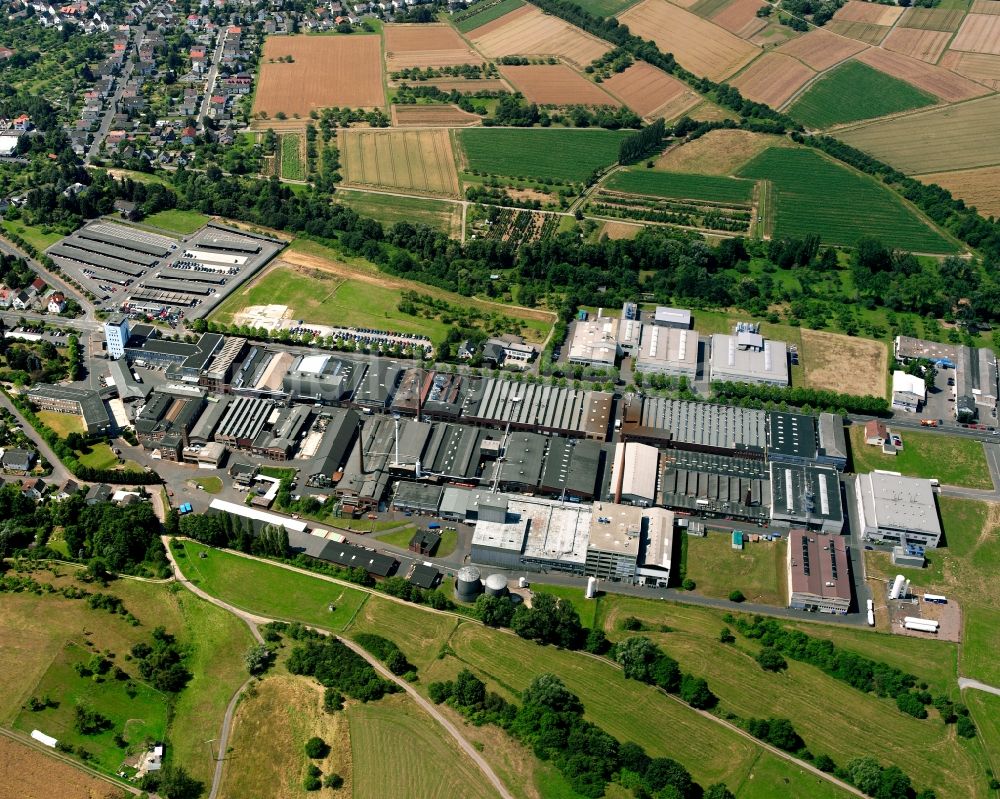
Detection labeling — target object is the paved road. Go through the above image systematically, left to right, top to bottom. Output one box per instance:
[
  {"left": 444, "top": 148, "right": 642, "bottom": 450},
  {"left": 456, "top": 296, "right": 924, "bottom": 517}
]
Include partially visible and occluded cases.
[
  {"left": 86, "top": 21, "right": 145, "bottom": 167},
  {"left": 196, "top": 28, "right": 229, "bottom": 130},
  {"left": 0, "top": 238, "right": 91, "bottom": 318},
  {"left": 0, "top": 390, "right": 72, "bottom": 484},
  {"left": 937, "top": 442, "right": 1000, "bottom": 501},
  {"left": 958, "top": 677, "right": 1000, "bottom": 697}
]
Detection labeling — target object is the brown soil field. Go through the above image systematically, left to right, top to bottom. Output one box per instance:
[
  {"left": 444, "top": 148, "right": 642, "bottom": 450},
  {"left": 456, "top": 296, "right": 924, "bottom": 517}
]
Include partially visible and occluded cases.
[
  {"left": 618, "top": 0, "right": 760, "bottom": 80},
  {"left": 668, "top": 0, "right": 701, "bottom": 8},
  {"left": 710, "top": 0, "right": 768, "bottom": 37},
  {"left": 833, "top": 0, "right": 903, "bottom": 25},
  {"left": 971, "top": 0, "right": 1000, "bottom": 13},
  {"left": 463, "top": 1, "right": 534, "bottom": 36},
  {"left": 471, "top": 5, "right": 611, "bottom": 67},
  {"left": 899, "top": 6, "right": 967, "bottom": 31},
  {"left": 950, "top": 12, "right": 1000, "bottom": 53},
  {"left": 824, "top": 19, "right": 891, "bottom": 44},
  {"left": 384, "top": 23, "right": 484, "bottom": 70},
  {"left": 883, "top": 27, "right": 954, "bottom": 62},
  {"left": 776, "top": 28, "right": 867, "bottom": 70},
  {"left": 254, "top": 36, "right": 384, "bottom": 117},
  {"left": 855, "top": 47, "right": 989, "bottom": 100},
  {"left": 939, "top": 50, "right": 1000, "bottom": 86},
  {"left": 730, "top": 52, "right": 816, "bottom": 107},
  {"left": 602, "top": 61, "right": 700, "bottom": 118},
  {"left": 501, "top": 64, "right": 621, "bottom": 105},
  {"left": 403, "top": 78, "right": 510, "bottom": 92},
  {"left": 391, "top": 104, "right": 483, "bottom": 126},
  {"left": 249, "top": 117, "right": 310, "bottom": 132},
  {"left": 654, "top": 128, "right": 791, "bottom": 173},
  {"left": 339, "top": 129, "right": 460, "bottom": 195},
  {"left": 919, "top": 165, "right": 1000, "bottom": 216},
  {"left": 601, "top": 221, "right": 644, "bottom": 239},
  {"left": 800, "top": 329, "right": 887, "bottom": 397},
  {"left": 0, "top": 736, "right": 126, "bottom": 799}
]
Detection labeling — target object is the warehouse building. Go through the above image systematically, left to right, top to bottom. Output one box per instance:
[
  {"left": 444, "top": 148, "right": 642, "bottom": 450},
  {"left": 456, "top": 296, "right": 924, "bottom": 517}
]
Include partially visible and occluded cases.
[
  {"left": 652, "top": 307, "right": 691, "bottom": 329},
  {"left": 568, "top": 316, "right": 621, "bottom": 367},
  {"left": 617, "top": 316, "right": 643, "bottom": 356},
  {"left": 633, "top": 325, "right": 699, "bottom": 378},
  {"left": 709, "top": 331, "right": 789, "bottom": 386},
  {"left": 231, "top": 347, "right": 295, "bottom": 400},
  {"left": 282, "top": 353, "right": 362, "bottom": 404},
  {"left": 107, "top": 358, "right": 149, "bottom": 402},
  {"left": 351, "top": 360, "right": 405, "bottom": 412},
  {"left": 891, "top": 371, "right": 926, "bottom": 413},
  {"left": 27, "top": 384, "right": 112, "bottom": 435},
  {"left": 135, "top": 386, "right": 207, "bottom": 452},
  {"left": 188, "top": 396, "right": 231, "bottom": 445},
  {"left": 214, "top": 396, "right": 273, "bottom": 450},
  {"left": 251, "top": 404, "right": 313, "bottom": 460},
  {"left": 308, "top": 408, "right": 361, "bottom": 483},
  {"left": 767, "top": 412, "right": 818, "bottom": 466},
  {"left": 816, "top": 413, "right": 848, "bottom": 471},
  {"left": 420, "top": 423, "right": 494, "bottom": 484},
  {"left": 491, "top": 431, "right": 547, "bottom": 493},
  {"left": 537, "top": 438, "right": 603, "bottom": 500},
  {"left": 608, "top": 441, "right": 658, "bottom": 506},
  {"left": 659, "top": 451, "right": 770, "bottom": 522},
  {"left": 769, "top": 462, "right": 844, "bottom": 533},
  {"left": 855, "top": 471, "right": 942, "bottom": 548},
  {"left": 391, "top": 481, "right": 445, "bottom": 515},
  {"left": 520, "top": 496, "right": 592, "bottom": 574},
  {"left": 584, "top": 503, "right": 675, "bottom": 586},
  {"left": 635, "top": 507, "right": 675, "bottom": 587},
  {"left": 787, "top": 529, "right": 852, "bottom": 614}
]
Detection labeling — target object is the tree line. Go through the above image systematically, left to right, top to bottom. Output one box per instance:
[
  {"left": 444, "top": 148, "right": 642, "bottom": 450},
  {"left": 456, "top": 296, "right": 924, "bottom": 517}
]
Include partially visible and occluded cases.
[{"left": 711, "top": 381, "right": 891, "bottom": 416}]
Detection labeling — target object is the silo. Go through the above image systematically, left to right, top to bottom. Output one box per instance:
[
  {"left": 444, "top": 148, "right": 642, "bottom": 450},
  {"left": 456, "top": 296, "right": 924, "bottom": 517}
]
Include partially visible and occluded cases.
[
  {"left": 455, "top": 566, "right": 483, "bottom": 602},
  {"left": 485, "top": 574, "right": 509, "bottom": 598},
  {"left": 889, "top": 574, "right": 906, "bottom": 600},
  {"left": 585, "top": 576, "right": 598, "bottom": 599},
  {"left": 518, "top": 577, "right": 528, "bottom": 589}
]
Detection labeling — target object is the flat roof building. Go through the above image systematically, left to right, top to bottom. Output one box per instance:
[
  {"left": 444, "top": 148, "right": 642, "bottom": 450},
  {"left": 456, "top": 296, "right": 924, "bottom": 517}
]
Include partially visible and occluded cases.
[
  {"left": 653, "top": 307, "right": 691, "bottom": 329},
  {"left": 568, "top": 317, "right": 620, "bottom": 368},
  {"left": 617, "top": 317, "right": 643, "bottom": 355},
  {"left": 634, "top": 325, "right": 698, "bottom": 378},
  {"left": 709, "top": 332, "right": 789, "bottom": 386},
  {"left": 282, "top": 353, "right": 362, "bottom": 404},
  {"left": 892, "top": 371, "right": 926, "bottom": 413},
  {"left": 27, "top": 384, "right": 112, "bottom": 435},
  {"left": 767, "top": 412, "right": 818, "bottom": 465},
  {"left": 817, "top": 413, "right": 848, "bottom": 471},
  {"left": 490, "top": 431, "right": 546, "bottom": 493},
  {"left": 538, "top": 438, "right": 602, "bottom": 500},
  {"left": 609, "top": 441, "right": 658, "bottom": 506},
  {"left": 659, "top": 450, "right": 770, "bottom": 522},
  {"left": 769, "top": 462, "right": 844, "bottom": 533},
  {"left": 855, "top": 471, "right": 942, "bottom": 548},
  {"left": 391, "top": 481, "right": 445, "bottom": 515},
  {"left": 520, "top": 496, "right": 592, "bottom": 574},
  {"left": 585, "top": 502, "right": 643, "bottom": 583},
  {"left": 471, "top": 508, "right": 528, "bottom": 570},
  {"left": 787, "top": 529, "right": 852, "bottom": 614}
]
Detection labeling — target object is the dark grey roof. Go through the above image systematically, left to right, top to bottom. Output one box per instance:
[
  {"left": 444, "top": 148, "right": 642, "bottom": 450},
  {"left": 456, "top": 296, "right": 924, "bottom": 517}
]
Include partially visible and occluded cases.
[
  {"left": 768, "top": 412, "right": 818, "bottom": 460},
  {"left": 540, "top": 438, "right": 602, "bottom": 497},
  {"left": 1, "top": 449, "right": 35, "bottom": 468},
  {"left": 409, "top": 528, "right": 441, "bottom": 552},
  {"left": 314, "top": 539, "right": 397, "bottom": 577},
  {"left": 408, "top": 563, "right": 440, "bottom": 589}
]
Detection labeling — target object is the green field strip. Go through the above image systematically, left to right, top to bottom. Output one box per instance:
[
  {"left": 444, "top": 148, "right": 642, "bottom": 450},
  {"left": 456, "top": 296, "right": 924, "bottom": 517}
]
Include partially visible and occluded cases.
[
  {"left": 452, "top": 0, "right": 525, "bottom": 33},
  {"left": 606, "top": 169, "right": 756, "bottom": 203}
]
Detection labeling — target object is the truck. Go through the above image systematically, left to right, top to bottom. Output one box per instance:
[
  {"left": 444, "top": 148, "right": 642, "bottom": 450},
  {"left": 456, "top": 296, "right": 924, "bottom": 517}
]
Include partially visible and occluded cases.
[{"left": 920, "top": 419, "right": 938, "bottom": 427}]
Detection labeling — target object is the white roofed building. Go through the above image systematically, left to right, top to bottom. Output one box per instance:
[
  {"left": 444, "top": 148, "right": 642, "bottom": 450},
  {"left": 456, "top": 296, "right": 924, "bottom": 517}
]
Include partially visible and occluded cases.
[
  {"left": 569, "top": 317, "right": 621, "bottom": 368},
  {"left": 634, "top": 324, "right": 698, "bottom": 378},
  {"left": 709, "top": 333, "right": 789, "bottom": 386},
  {"left": 891, "top": 370, "right": 926, "bottom": 413},
  {"left": 609, "top": 441, "right": 658, "bottom": 506},
  {"left": 855, "top": 471, "right": 942, "bottom": 548}
]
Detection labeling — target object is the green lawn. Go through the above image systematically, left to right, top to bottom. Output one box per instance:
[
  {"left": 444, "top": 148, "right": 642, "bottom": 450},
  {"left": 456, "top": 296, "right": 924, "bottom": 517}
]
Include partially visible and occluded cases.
[
  {"left": 451, "top": 0, "right": 524, "bottom": 32},
  {"left": 571, "top": 0, "right": 642, "bottom": 14},
  {"left": 788, "top": 61, "right": 936, "bottom": 129},
  {"left": 459, "top": 128, "right": 630, "bottom": 183},
  {"left": 280, "top": 134, "right": 305, "bottom": 181},
  {"left": 737, "top": 148, "right": 955, "bottom": 252},
  {"left": 605, "top": 169, "right": 755, "bottom": 203},
  {"left": 336, "top": 191, "right": 461, "bottom": 236},
  {"left": 143, "top": 209, "right": 210, "bottom": 235},
  {"left": 1, "top": 219, "right": 66, "bottom": 252},
  {"left": 37, "top": 410, "right": 85, "bottom": 437},
  {"left": 847, "top": 425, "right": 991, "bottom": 488},
  {"left": 77, "top": 443, "right": 122, "bottom": 471},
  {"left": 258, "top": 466, "right": 296, "bottom": 480},
  {"left": 190, "top": 476, "right": 223, "bottom": 494},
  {"left": 374, "top": 525, "right": 419, "bottom": 549},
  {"left": 684, "top": 533, "right": 787, "bottom": 606},
  {"left": 170, "top": 540, "right": 368, "bottom": 631},
  {"left": 346, "top": 595, "right": 457, "bottom": 670},
  {"left": 734, "top": 752, "right": 861, "bottom": 799}
]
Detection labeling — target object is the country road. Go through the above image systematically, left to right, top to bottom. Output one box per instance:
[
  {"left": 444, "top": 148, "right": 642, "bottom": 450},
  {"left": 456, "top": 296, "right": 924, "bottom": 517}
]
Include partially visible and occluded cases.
[
  {"left": 162, "top": 537, "right": 515, "bottom": 799},
  {"left": 958, "top": 677, "right": 1000, "bottom": 697}
]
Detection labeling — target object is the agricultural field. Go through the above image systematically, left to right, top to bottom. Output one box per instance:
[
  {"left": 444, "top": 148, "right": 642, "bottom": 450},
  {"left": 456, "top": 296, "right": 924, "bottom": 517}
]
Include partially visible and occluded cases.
[
  {"left": 451, "top": 0, "right": 524, "bottom": 33},
  {"left": 572, "top": 0, "right": 644, "bottom": 14},
  {"left": 617, "top": 0, "right": 761, "bottom": 79},
  {"left": 709, "top": 0, "right": 769, "bottom": 38},
  {"left": 833, "top": 0, "right": 904, "bottom": 25},
  {"left": 469, "top": 5, "right": 612, "bottom": 68},
  {"left": 899, "top": 6, "right": 968, "bottom": 30},
  {"left": 951, "top": 12, "right": 1000, "bottom": 53},
  {"left": 824, "top": 19, "right": 892, "bottom": 44},
  {"left": 383, "top": 24, "right": 483, "bottom": 70},
  {"left": 775, "top": 27, "right": 868, "bottom": 70},
  {"left": 883, "top": 27, "right": 954, "bottom": 62},
  {"left": 253, "top": 35, "right": 385, "bottom": 118},
  {"left": 854, "top": 48, "right": 989, "bottom": 102},
  {"left": 939, "top": 50, "right": 1000, "bottom": 87},
  {"left": 730, "top": 52, "right": 816, "bottom": 108},
  {"left": 787, "top": 61, "right": 936, "bottom": 129},
  {"left": 602, "top": 62, "right": 702, "bottom": 119},
  {"left": 500, "top": 64, "right": 621, "bottom": 105},
  {"left": 837, "top": 93, "right": 1000, "bottom": 173},
  {"left": 391, "top": 104, "right": 482, "bottom": 126},
  {"left": 458, "top": 127, "right": 628, "bottom": 182},
  {"left": 654, "top": 128, "right": 792, "bottom": 174},
  {"left": 339, "top": 129, "right": 460, "bottom": 196},
  {"left": 280, "top": 133, "right": 305, "bottom": 181},
  {"left": 737, "top": 148, "right": 955, "bottom": 251},
  {"left": 919, "top": 165, "right": 1000, "bottom": 216},
  {"left": 606, "top": 169, "right": 756, "bottom": 202},
  {"left": 586, "top": 187, "right": 753, "bottom": 232},
  {"left": 335, "top": 191, "right": 463, "bottom": 236},
  {"left": 467, "top": 205, "right": 562, "bottom": 247},
  {"left": 142, "top": 209, "right": 211, "bottom": 235},
  {"left": 799, "top": 328, "right": 888, "bottom": 397},
  {"left": 847, "top": 426, "right": 992, "bottom": 488},
  {"left": 683, "top": 532, "right": 787, "bottom": 605},
  {"left": 217, "top": 674, "right": 350, "bottom": 799},
  {"left": 348, "top": 694, "right": 502, "bottom": 799},
  {"left": 0, "top": 736, "right": 128, "bottom": 799}
]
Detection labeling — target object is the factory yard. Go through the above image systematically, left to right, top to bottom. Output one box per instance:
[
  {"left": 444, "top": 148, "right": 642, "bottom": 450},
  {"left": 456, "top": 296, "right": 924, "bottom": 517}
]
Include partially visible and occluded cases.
[{"left": 683, "top": 531, "right": 788, "bottom": 606}]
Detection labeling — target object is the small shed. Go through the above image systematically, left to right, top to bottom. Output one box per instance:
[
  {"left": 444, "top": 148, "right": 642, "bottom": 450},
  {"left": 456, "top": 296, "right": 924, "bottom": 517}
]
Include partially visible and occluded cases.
[
  {"left": 408, "top": 528, "right": 442, "bottom": 556},
  {"left": 732, "top": 531, "right": 744, "bottom": 550},
  {"left": 408, "top": 563, "right": 441, "bottom": 590}
]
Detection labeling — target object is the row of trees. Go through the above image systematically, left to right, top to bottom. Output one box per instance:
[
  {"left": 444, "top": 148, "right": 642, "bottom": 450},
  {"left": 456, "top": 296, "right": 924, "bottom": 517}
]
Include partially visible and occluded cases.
[
  {"left": 618, "top": 118, "right": 666, "bottom": 164},
  {"left": 711, "top": 381, "right": 891, "bottom": 416},
  {"left": 613, "top": 635, "right": 717, "bottom": 709}
]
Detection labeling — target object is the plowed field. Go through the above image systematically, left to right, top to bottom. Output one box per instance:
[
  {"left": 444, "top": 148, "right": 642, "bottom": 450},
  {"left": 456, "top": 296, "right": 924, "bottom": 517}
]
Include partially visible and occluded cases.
[
  {"left": 618, "top": 0, "right": 760, "bottom": 79},
  {"left": 711, "top": 0, "right": 768, "bottom": 37},
  {"left": 833, "top": 0, "right": 903, "bottom": 25},
  {"left": 971, "top": 0, "right": 1000, "bottom": 13},
  {"left": 470, "top": 5, "right": 611, "bottom": 67},
  {"left": 898, "top": 7, "right": 967, "bottom": 30},
  {"left": 951, "top": 12, "right": 1000, "bottom": 53},
  {"left": 825, "top": 19, "right": 891, "bottom": 44},
  {"left": 384, "top": 24, "right": 484, "bottom": 70},
  {"left": 776, "top": 28, "right": 867, "bottom": 70},
  {"left": 883, "top": 28, "right": 953, "bottom": 63},
  {"left": 254, "top": 35, "right": 384, "bottom": 116},
  {"left": 856, "top": 47, "right": 989, "bottom": 101},
  {"left": 939, "top": 50, "right": 1000, "bottom": 87},
  {"left": 731, "top": 52, "right": 816, "bottom": 107},
  {"left": 603, "top": 61, "right": 701, "bottom": 118},
  {"left": 501, "top": 64, "right": 621, "bottom": 104},
  {"left": 392, "top": 104, "right": 483, "bottom": 126},
  {"left": 339, "top": 129, "right": 460, "bottom": 195},
  {"left": 920, "top": 165, "right": 1000, "bottom": 216},
  {"left": 0, "top": 736, "right": 127, "bottom": 799}
]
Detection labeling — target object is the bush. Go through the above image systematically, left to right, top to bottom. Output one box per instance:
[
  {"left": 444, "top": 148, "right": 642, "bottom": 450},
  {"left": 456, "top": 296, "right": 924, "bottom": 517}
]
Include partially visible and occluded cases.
[
  {"left": 682, "top": 578, "right": 696, "bottom": 591},
  {"left": 728, "top": 590, "right": 745, "bottom": 603},
  {"left": 621, "top": 616, "right": 644, "bottom": 631},
  {"left": 719, "top": 627, "right": 735, "bottom": 644},
  {"left": 244, "top": 644, "right": 274, "bottom": 676},
  {"left": 756, "top": 647, "right": 787, "bottom": 672},
  {"left": 680, "top": 674, "right": 717, "bottom": 709},
  {"left": 896, "top": 691, "right": 928, "bottom": 719},
  {"left": 956, "top": 715, "right": 977, "bottom": 738},
  {"left": 305, "top": 737, "right": 329, "bottom": 759},
  {"left": 815, "top": 753, "right": 836, "bottom": 772},
  {"left": 303, "top": 763, "right": 322, "bottom": 791},
  {"left": 323, "top": 773, "right": 344, "bottom": 789}
]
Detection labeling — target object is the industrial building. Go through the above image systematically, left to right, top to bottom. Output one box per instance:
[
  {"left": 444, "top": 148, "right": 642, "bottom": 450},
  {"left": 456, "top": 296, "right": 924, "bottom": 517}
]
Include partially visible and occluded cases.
[
  {"left": 652, "top": 307, "right": 691, "bottom": 329},
  {"left": 104, "top": 315, "right": 130, "bottom": 360},
  {"left": 568, "top": 316, "right": 621, "bottom": 367},
  {"left": 616, "top": 316, "right": 643, "bottom": 356},
  {"left": 633, "top": 325, "right": 699, "bottom": 378},
  {"left": 709, "top": 330, "right": 789, "bottom": 387},
  {"left": 165, "top": 333, "right": 228, "bottom": 385},
  {"left": 894, "top": 336, "right": 999, "bottom": 422},
  {"left": 231, "top": 348, "right": 295, "bottom": 400},
  {"left": 283, "top": 353, "right": 362, "bottom": 404},
  {"left": 107, "top": 359, "right": 149, "bottom": 402},
  {"left": 891, "top": 371, "right": 926, "bottom": 413},
  {"left": 27, "top": 384, "right": 112, "bottom": 435},
  {"left": 135, "top": 385, "right": 207, "bottom": 455},
  {"left": 214, "top": 396, "right": 274, "bottom": 450},
  {"left": 251, "top": 405, "right": 313, "bottom": 460},
  {"left": 767, "top": 412, "right": 819, "bottom": 466},
  {"left": 816, "top": 413, "right": 848, "bottom": 471},
  {"left": 490, "top": 431, "right": 546, "bottom": 493},
  {"left": 537, "top": 438, "right": 602, "bottom": 500},
  {"left": 608, "top": 441, "right": 658, "bottom": 506},
  {"left": 659, "top": 450, "right": 770, "bottom": 522},
  {"left": 768, "top": 462, "right": 844, "bottom": 533},
  {"left": 855, "top": 471, "right": 942, "bottom": 548},
  {"left": 391, "top": 481, "right": 445, "bottom": 515},
  {"left": 520, "top": 496, "right": 592, "bottom": 574},
  {"left": 583, "top": 503, "right": 675, "bottom": 586},
  {"left": 787, "top": 529, "right": 852, "bottom": 614}
]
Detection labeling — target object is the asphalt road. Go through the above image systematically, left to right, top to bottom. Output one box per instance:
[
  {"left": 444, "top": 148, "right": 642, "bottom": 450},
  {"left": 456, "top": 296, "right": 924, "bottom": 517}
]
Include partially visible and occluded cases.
[
  {"left": 196, "top": 29, "right": 228, "bottom": 130},
  {"left": 0, "top": 389, "right": 72, "bottom": 484},
  {"left": 958, "top": 677, "right": 1000, "bottom": 697}
]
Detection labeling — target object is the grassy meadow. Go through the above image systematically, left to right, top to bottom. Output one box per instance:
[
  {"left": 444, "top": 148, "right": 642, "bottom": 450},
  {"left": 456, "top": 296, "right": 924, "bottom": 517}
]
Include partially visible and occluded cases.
[
  {"left": 606, "top": 169, "right": 756, "bottom": 203},
  {"left": 335, "top": 191, "right": 462, "bottom": 236},
  {"left": 143, "top": 209, "right": 210, "bottom": 235},
  {"left": 847, "top": 425, "right": 991, "bottom": 488},
  {"left": 684, "top": 533, "right": 787, "bottom": 606}
]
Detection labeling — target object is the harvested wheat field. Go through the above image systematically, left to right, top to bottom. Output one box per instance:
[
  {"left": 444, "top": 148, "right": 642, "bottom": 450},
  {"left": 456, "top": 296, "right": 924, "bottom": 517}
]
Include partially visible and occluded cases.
[
  {"left": 618, "top": 0, "right": 760, "bottom": 80},
  {"left": 711, "top": 0, "right": 769, "bottom": 37},
  {"left": 833, "top": 0, "right": 903, "bottom": 25},
  {"left": 971, "top": 0, "right": 1000, "bottom": 13},
  {"left": 471, "top": 5, "right": 611, "bottom": 67},
  {"left": 899, "top": 6, "right": 967, "bottom": 31},
  {"left": 951, "top": 13, "right": 1000, "bottom": 53},
  {"left": 825, "top": 19, "right": 891, "bottom": 44},
  {"left": 384, "top": 24, "right": 484, "bottom": 70},
  {"left": 776, "top": 28, "right": 867, "bottom": 70},
  {"left": 883, "top": 28, "right": 953, "bottom": 63},
  {"left": 254, "top": 36, "right": 384, "bottom": 117},
  {"left": 855, "top": 48, "right": 989, "bottom": 101},
  {"left": 939, "top": 50, "right": 1000, "bottom": 87},
  {"left": 731, "top": 52, "right": 816, "bottom": 107},
  {"left": 603, "top": 62, "right": 701, "bottom": 118},
  {"left": 501, "top": 64, "right": 621, "bottom": 105},
  {"left": 410, "top": 78, "right": 510, "bottom": 92},
  {"left": 392, "top": 104, "right": 484, "bottom": 126},
  {"left": 655, "top": 128, "right": 791, "bottom": 174},
  {"left": 339, "top": 129, "right": 460, "bottom": 195},
  {"left": 919, "top": 166, "right": 1000, "bottom": 216},
  {"left": 601, "top": 221, "right": 644, "bottom": 239},
  {"left": 800, "top": 329, "right": 887, "bottom": 397},
  {"left": 0, "top": 736, "right": 126, "bottom": 799}
]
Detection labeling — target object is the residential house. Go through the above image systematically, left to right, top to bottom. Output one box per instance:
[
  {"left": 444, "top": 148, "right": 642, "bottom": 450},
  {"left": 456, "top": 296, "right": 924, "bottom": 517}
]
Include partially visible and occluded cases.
[
  {"left": 180, "top": 125, "right": 197, "bottom": 145},
  {"left": 28, "top": 277, "right": 46, "bottom": 296},
  {"left": 12, "top": 290, "right": 32, "bottom": 310},
  {"left": 47, "top": 292, "right": 67, "bottom": 313},
  {"left": 2, "top": 449, "right": 36, "bottom": 474},
  {"left": 20, "top": 477, "right": 46, "bottom": 501}
]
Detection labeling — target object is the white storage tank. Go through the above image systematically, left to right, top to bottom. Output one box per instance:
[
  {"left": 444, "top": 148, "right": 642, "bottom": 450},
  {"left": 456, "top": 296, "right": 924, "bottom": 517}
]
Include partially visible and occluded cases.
[
  {"left": 455, "top": 566, "right": 483, "bottom": 603},
  {"left": 485, "top": 573, "right": 509, "bottom": 598},
  {"left": 889, "top": 574, "right": 906, "bottom": 600},
  {"left": 518, "top": 576, "right": 528, "bottom": 589},
  {"left": 585, "top": 576, "right": 598, "bottom": 599}
]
